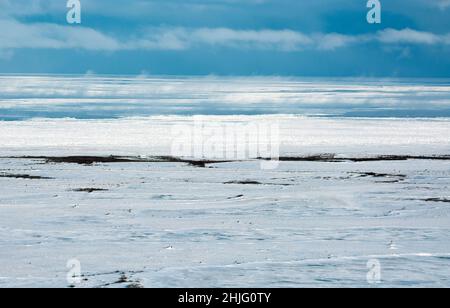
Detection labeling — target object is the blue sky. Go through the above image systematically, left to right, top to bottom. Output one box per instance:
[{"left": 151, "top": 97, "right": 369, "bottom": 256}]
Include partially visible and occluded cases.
[{"left": 0, "top": 0, "right": 449, "bottom": 77}]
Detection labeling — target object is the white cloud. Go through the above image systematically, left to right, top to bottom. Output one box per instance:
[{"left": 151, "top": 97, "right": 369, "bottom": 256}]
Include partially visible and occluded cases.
[
  {"left": 0, "top": 17, "right": 449, "bottom": 54},
  {"left": 0, "top": 19, "right": 121, "bottom": 50},
  {"left": 135, "top": 28, "right": 314, "bottom": 51},
  {"left": 189, "top": 28, "right": 313, "bottom": 51},
  {"left": 377, "top": 28, "right": 442, "bottom": 45},
  {"left": 315, "top": 33, "right": 362, "bottom": 50}
]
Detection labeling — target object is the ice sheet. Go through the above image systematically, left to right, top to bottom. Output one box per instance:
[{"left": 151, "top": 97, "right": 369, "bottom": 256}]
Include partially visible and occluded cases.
[
  {"left": 0, "top": 76, "right": 449, "bottom": 288},
  {"left": 1, "top": 76, "right": 450, "bottom": 120},
  {"left": 0, "top": 116, "right": 450, "bottom": 157},
  {"left": 0, "top": 158, "right": 449, "bottom": 287}
]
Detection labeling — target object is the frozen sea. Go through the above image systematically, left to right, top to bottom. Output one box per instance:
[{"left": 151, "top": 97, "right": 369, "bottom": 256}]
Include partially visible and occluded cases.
[{"left": 0, "top": 75, "right": 449, "bottom": 288}]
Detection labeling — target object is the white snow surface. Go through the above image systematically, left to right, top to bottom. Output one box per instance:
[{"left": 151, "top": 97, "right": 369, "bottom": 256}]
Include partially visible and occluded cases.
[
  {"left": 0, "top": 76, "right": 449, "bottom": 288},
  {"left": 0, "top": 116, "right": 449, "bottom": 157},
  {"left": 0, "top": 116, "right": 449, "bottom": 288},
  {"left": 0, "top": 157, "right": 449, "bottom": 288}
]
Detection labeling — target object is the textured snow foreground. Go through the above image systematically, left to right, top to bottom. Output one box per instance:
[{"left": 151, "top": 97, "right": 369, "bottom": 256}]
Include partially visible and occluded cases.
[{"left": 0, "top": 116, "right": 450, "bottom": 288}]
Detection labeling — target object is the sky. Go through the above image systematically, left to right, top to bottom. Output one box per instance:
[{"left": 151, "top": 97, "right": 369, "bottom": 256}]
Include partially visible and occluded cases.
[{"left": 0, "top": 0, "right": 449, "bottom": 77}]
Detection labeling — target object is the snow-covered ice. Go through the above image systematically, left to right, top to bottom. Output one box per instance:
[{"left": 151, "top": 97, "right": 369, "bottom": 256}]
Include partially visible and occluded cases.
[
  {"left": 0, "top": 76, "right": 449, "bottom": 288},
  {"left": 1, "top": 116, "right": 449, "bottom": 157},
  {"left": 0, "top": 157, "right": 449, "bottom": 288}
]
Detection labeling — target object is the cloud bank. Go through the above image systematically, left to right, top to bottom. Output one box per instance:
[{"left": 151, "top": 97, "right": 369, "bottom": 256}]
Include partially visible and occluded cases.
[{"left": 1, "top": 17, "right": 449, "bottom": 53}]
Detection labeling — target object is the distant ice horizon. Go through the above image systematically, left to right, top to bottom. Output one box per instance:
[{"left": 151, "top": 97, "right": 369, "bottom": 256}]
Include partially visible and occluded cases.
[{"left": 1, "top": 75, "right": 450, "bottom": 121}]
